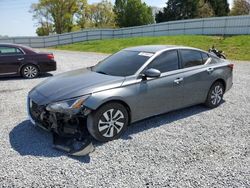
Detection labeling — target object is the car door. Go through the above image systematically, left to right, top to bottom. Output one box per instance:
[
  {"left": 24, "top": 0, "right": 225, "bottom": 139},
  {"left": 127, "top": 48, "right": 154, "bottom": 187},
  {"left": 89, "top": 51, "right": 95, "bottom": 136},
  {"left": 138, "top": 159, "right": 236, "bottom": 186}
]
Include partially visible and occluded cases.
[
  {"left": 0, "top": 46, "right": 25, "bottom": 75},
  {"left": 178, "top": 49, "right": 214, "bottom": 106},
  {"left": 132, "top": 50, "right": 186, "bottom": 119}
]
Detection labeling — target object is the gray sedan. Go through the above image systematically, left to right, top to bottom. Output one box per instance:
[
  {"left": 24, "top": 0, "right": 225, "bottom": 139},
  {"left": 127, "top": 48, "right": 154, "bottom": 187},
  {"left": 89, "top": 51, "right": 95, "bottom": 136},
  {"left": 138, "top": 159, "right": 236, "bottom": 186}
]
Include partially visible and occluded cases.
[{"left": 27, "top": 45, "right": 233, "bottom": 154}]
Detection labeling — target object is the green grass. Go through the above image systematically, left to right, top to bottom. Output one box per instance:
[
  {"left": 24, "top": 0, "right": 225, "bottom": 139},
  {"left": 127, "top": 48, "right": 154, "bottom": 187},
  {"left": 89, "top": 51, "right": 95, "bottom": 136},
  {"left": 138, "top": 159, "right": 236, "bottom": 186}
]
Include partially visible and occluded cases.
[{"left": 54, "top": 35, "right": 250, "bottom": 61}]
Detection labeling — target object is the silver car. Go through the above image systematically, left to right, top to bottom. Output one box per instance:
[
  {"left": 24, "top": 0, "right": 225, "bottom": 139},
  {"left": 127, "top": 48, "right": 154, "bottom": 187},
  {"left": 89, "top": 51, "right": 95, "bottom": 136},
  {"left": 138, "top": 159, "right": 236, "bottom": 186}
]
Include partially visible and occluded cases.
[{"left": 27, "top": 45, "right": 233, "bottom": 153}]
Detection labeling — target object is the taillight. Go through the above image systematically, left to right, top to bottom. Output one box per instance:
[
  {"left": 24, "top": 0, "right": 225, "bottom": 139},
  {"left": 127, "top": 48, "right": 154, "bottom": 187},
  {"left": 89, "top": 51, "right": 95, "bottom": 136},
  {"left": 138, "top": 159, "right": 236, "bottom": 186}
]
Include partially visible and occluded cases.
[
  {"left": 47, "top": 54, "right": 54, "bottom": 60},
  {"left": 228, "top": 64, "right": 234, "bottom": 69}
]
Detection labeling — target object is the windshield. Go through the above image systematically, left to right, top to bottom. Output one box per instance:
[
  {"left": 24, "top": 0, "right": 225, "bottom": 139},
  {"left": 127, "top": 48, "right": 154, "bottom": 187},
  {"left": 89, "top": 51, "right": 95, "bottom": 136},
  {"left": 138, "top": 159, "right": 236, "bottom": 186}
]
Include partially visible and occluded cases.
[{"left": 92, "top": 50, "right": 153, "bottom": 76}]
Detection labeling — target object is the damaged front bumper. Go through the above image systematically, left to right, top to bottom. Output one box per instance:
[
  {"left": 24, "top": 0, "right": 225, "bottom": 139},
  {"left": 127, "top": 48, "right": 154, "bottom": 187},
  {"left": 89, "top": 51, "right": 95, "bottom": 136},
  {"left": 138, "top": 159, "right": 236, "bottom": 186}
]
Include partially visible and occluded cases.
[{"left": 27, "top": 97, "right": 94, "bottom": 156}]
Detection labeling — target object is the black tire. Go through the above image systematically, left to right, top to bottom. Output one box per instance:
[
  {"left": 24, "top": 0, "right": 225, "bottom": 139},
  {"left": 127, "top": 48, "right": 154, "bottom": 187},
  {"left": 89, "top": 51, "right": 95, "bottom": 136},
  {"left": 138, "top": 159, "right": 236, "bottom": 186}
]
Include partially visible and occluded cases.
[
  {"left": 21, "top": 64, "right": 39, "bottom": 79},
  {"left": 205, "top": 81, "right": 225, "bottom": 108},
  {"left": 87, "top": 102, "right": 129, "bottom": 142}
]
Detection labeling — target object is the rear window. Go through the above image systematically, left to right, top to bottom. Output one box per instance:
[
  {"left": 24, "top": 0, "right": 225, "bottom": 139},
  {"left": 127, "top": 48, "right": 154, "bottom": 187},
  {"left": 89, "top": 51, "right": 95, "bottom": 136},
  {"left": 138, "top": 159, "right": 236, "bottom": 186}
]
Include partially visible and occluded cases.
[
  {"left": 180, "top": 49, "right": 203, "bottom": 68},
  {"left": 92, "top": 50, "right": 152, "bottom": 76}
]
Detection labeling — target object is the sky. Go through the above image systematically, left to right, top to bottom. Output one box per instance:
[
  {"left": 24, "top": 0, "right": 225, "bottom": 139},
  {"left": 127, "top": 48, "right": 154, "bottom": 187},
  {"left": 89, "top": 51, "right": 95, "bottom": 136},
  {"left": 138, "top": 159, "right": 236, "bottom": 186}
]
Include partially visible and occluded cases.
[{"left": 0, "top": 0, "right": 233, "bottom": 37}]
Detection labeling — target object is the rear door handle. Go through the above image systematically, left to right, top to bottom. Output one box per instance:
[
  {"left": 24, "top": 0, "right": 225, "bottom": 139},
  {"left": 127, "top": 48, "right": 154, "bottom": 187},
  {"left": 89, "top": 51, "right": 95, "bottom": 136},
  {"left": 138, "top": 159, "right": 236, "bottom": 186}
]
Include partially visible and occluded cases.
[
  {"left": 17, "top": 58, "right": 24, "bottom": 61},
  {"left": 207, "top": 67, "right": 214, "bottom": 74},
  {"left": 174, "top": 78, "right": 183, "bottom": 84}
]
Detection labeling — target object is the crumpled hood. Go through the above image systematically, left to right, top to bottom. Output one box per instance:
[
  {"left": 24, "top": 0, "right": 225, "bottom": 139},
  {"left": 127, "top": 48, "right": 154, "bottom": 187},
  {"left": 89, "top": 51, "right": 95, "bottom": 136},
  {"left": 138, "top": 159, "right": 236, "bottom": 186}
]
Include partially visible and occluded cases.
[{"left": 29, "top": 68, "right": 125, "bottom": 105}]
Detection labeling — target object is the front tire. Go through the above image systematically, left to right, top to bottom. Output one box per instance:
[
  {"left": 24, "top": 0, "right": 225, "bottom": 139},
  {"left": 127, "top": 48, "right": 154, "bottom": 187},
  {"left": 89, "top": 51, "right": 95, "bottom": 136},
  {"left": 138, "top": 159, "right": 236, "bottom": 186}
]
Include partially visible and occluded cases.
[
  {"left": 21, "top": 64, "right": 39, "bottom": 79},
  {"left": 205, "top": 81, "right": 225, "bottom": 108},
  {"left": 87, "top": 102, "right": 129, "bottom": 142}
]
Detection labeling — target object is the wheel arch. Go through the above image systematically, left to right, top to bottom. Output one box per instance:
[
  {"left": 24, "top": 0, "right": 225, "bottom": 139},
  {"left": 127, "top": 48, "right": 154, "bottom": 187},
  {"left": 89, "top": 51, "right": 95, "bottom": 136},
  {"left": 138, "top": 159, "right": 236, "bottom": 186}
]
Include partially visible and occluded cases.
[
  {"left": 19, "top": 62, "right": 40, "bottom": 74},
  {"left": 205, "top": 78, "right": 226, "bottom": 108},
  {"left": 212, "top": 78, "right": 226, "bottom": 91},
  {"left": 86, "top": 99, "right": 132, "bottom": 124}
]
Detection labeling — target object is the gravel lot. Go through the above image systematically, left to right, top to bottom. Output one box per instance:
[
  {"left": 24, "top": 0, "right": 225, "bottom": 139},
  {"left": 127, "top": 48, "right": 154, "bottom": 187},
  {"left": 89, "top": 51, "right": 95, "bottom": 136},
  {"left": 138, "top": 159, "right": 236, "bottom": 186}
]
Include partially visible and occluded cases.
[{"left": 0, "top": 50, "right": 249, "bottom": 187}]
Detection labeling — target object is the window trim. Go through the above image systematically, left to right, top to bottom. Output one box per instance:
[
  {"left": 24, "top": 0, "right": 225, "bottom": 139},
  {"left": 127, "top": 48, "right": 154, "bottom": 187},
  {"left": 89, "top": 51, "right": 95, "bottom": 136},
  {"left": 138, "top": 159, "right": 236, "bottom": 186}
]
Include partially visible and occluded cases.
[{"left": 136, "top": 47, "right": 212, "bottom": 76}]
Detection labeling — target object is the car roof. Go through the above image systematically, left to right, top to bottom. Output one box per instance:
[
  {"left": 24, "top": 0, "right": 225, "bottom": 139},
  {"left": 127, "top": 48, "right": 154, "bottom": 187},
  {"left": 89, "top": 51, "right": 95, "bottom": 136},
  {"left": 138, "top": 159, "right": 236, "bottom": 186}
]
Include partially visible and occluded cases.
[
  {"left": 0, "top": 43, "right": 28, "bottom": 48},
  {"left": 124, "top": 45, "right": 206, "bottom": 53}
]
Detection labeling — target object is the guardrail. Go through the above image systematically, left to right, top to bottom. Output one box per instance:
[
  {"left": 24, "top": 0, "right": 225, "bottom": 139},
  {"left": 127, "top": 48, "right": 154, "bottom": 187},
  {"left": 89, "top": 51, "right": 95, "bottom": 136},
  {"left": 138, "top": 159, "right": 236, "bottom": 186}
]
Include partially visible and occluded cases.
[{"left": 0, "top": 15, "right": 249, "bottom": 48}]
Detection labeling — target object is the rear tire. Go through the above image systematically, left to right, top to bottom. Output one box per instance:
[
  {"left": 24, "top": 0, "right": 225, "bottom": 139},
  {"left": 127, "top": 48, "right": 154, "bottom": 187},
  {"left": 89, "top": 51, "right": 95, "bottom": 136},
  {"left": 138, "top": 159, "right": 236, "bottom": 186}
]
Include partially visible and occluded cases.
[
  {"left": 21, "top": 64, "right": 39, "bottom": 79},
  {"left": 205, "top": 81, "right": 225, "bottom": 108},
  {"left": 87, "top": 102, "right": 129, "bottom": 142}
]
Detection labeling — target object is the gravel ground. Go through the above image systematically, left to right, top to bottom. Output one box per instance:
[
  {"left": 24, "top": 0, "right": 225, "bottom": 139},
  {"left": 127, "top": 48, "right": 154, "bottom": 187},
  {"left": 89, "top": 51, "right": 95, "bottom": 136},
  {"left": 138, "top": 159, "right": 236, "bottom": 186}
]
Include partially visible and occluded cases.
[{"left": 0, "top": 50, "right": 249, "bottom": 187}]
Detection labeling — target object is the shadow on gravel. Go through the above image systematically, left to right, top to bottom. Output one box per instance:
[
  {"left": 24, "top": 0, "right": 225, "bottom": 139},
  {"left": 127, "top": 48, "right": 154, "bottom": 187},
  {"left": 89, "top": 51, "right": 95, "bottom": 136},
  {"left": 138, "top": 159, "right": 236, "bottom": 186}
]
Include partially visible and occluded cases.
[
  {"left": 0, "top": 73, "right": 53, "bottom": 81},
  {"left": 10, "top": 104, "right": 214, "bottom": 161},
  {"left": 93, "top": 104, "right": 213, "bottom": 150},
  {"left": 121, "top": 104, "right": 211, "bottom": 141},
  {"left": 9, "top": 120, "right": 91, "bottom": 163}
]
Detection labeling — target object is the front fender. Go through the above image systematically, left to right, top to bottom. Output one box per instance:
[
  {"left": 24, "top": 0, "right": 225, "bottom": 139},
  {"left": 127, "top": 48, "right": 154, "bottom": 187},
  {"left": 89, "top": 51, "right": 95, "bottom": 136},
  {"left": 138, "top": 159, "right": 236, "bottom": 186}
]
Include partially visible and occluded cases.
[{"left": 84, "top": 87, "right": 129, "bottom": 110}]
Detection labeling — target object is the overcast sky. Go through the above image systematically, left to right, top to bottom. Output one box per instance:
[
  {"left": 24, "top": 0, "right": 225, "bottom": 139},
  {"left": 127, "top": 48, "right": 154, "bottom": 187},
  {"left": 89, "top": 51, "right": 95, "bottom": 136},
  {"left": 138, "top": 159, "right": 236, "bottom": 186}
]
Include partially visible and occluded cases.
[{"left": 0, "top": 0, "right": 233, "bottom": 37}]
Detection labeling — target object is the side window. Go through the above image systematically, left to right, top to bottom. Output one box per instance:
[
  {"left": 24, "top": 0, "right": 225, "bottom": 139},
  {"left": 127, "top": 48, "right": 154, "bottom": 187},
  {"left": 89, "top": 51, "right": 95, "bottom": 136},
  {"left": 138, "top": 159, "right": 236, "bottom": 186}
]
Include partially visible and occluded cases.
[
  {"left": 0, "top": 47, "right": 23, "bottom": 55},
  {"left": 147, "top": 50, "right": 179, "bottom": 73},
  {"left": 180, "top": 50, "right": 203, "bottom": 68},
  {"left": 201, "top": 52, "right": 210, "bottom": 64}
]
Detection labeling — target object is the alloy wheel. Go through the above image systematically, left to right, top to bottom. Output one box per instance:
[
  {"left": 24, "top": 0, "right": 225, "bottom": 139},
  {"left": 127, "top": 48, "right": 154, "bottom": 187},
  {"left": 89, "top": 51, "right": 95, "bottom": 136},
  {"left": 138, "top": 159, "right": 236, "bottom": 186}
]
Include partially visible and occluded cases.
[
  {"left": 210, "top": 85, "right": 223, "bottom": 105},
  {"left": 98, "top": 109, "right": 125, "bottom": 138}
]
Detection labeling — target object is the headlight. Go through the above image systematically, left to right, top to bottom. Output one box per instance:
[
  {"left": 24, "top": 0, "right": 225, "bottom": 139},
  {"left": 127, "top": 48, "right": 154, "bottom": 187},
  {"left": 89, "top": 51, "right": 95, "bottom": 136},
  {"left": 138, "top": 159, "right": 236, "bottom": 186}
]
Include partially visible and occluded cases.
[{"left": 46, "top": 95, "right": 90, "bottom": 114}]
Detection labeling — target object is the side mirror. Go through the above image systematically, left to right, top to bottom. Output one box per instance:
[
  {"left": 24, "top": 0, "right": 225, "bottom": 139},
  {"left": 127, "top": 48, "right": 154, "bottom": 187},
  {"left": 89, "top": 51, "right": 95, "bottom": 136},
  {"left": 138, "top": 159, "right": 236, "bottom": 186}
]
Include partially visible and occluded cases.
[{"left": 142, "top": 68, "right": 161, "bottom": 79}]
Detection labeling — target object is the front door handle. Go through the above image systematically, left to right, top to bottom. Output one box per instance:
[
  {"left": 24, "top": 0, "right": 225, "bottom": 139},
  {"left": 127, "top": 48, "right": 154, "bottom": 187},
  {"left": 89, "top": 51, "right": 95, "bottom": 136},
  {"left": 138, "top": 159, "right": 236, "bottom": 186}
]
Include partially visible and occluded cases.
[
  {"left": 17, "top": 58, "right": 24, "bottom": 61},
  {"left": 207, "top": 67, "right": 214, "bottom": 74},
  {"left": 174, "top": 78, "right": 183, "bottom": 84}
]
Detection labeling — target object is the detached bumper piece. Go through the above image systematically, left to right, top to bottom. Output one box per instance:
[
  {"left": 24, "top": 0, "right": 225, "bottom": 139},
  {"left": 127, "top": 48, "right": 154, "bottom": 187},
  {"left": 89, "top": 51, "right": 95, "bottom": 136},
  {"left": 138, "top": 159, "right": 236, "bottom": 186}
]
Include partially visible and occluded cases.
[{"left": 53, "top": 133, "right": 95, "bottom": 156}]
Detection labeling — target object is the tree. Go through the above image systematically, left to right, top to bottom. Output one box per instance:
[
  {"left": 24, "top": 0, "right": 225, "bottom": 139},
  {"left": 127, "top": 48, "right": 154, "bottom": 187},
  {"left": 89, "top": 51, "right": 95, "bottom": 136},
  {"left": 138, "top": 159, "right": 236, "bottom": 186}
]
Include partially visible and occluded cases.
[
  {"left": 31, "top": 0, "right": 84, "bottom": 34},
  {"left": 75, "top": 0, "right": 88, "bottom": 29},
  {"left": 87, "top": 0, "right": 116, "bottom": 28},
  {"left": 114, "top": 0, "right": 154, "bottom": 27},
  {"left": 114, "top": 0, "right": 127, "bottom": 27},
  {"left": 155, "top": 0, "right": 200, "bottom": 23},
  {"left": 198, "top": 0, "right": 214, "bottom": 18},
  {"left": 205, "top": 0, "right": 230, "bottom": 16},
  {"left": 230, "top": 0, "right": 250, "bottom": 15},
  {"left": 30, "top": 3, "right": 54, "bottom": 36},
  {"left": 155, "top": 10, "right": 165, "bottom": 23},
  {"left": 36, "top": 24, "right": 54, "bottom": 36}
]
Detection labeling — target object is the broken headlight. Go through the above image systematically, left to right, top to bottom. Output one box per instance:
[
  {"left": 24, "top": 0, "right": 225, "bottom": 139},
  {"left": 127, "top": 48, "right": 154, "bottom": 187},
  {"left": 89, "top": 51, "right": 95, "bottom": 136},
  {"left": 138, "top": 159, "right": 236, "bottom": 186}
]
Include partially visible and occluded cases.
[{"left": 46, "top": 95, "right": 90, "bottom": 114}]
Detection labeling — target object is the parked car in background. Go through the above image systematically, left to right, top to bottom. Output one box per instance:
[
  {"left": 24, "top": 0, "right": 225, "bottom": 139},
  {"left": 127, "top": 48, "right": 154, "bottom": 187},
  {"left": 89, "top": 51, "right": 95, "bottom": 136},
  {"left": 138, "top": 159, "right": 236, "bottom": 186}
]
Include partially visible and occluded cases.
[
  {"left": 0, "top": 43, "right": 56, "bottom": 79},
  {"left": 27, "top": 45, "right": 233, "bottom": 155}
]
